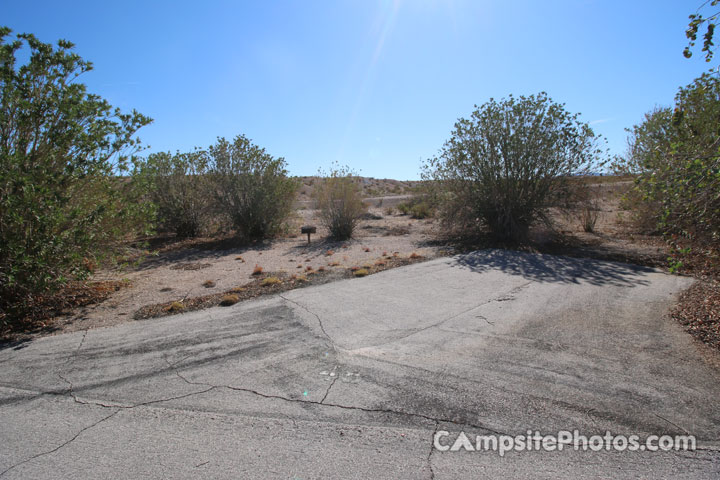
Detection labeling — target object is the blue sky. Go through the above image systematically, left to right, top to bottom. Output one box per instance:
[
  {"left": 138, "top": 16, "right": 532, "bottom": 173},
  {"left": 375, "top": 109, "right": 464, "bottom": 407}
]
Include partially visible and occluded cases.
[{"left": 3, "top": 0, "right": 715, "bottom": 179}]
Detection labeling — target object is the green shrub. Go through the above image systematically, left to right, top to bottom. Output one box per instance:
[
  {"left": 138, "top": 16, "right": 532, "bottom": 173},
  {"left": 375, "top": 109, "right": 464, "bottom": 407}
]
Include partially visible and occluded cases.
[
  {"left": 0, "top": 28, "right": 152, "bottom": 325},
  {"left": 621, "top": 73, "right": 720, "bottom": 250},
  {"left": 423, "top": 93, "right": 603, "bottom": 242},
  {"left": 207, "top": 135, "right": 298, "bottom": 241},
  {"left": 140, "top": 150, "right": 214, "bottom": 238},
  {"left": 314, "top": 164, "right": 367, "bottom": 240},
  {"left": 397, "top": 197, "right": 435, "bottom": 219}
]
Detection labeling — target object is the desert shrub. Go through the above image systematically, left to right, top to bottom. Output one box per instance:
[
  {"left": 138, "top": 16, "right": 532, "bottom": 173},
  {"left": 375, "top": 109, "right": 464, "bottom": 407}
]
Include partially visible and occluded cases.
[
  {"left": 0, "top": 29, "right": 152, "bottom": 325},
  {"left": 620, "top": 73, "right": 720, "bottom": 251},
  {"left": 423, "top": 93, "right": 603, "bottom": 242},
  {"left": 207, "top": 135, "right": 298, "bottom": 241},
  {"left": 139, "top": 150, "right": 214, "bottom": 238},
  {"left": 314, "top": 164, "right": 367, "bottom": 240},
  {"left": 397, "top": 198, "right": 434, "bottom": 219},
  {"left": 397, "top": 202, "right": 411, "bottom": 215},
  {"left": 580, "top": 204, "right": 599, "bottom": 233},
  {"left": 260, "top": 276, "right": 281, "bottom": 286},
  {"left": 219, "top": 294, "right": 239, "bottom": 306}
]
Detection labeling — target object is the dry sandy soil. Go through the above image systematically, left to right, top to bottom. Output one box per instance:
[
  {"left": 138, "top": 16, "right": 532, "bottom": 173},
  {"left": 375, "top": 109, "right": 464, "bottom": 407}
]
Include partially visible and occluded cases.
[{"left": 56, "top": 201, "right": 444, "bottom": 334}]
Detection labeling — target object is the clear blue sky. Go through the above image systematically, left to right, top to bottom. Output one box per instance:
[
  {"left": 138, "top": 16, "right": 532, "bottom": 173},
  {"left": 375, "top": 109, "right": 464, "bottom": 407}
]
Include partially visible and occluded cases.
[{"left": 3, "top": 0, "right": 715, "bottom": 179}]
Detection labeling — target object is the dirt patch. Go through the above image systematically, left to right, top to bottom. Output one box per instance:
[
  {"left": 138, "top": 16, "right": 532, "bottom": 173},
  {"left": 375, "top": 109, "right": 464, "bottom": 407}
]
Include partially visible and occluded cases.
[
  {"left": 133, "top": 254, "right": 429, "bottom": 321},
  {"left": 672, "top": 279, "right": 720, "bottom": 351},
  {"left": 1, "top": 280, "right": 130, "bottom": 341}
]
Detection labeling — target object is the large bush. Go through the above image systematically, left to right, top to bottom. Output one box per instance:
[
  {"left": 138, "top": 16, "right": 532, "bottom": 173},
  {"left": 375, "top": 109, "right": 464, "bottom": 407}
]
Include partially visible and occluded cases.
[
  {"left": 0, "top": 28, "right": 152, "bottom": 322},
  {"left": 623, "top": 73, "right": 720, "bottom": 249},
  {"left": 423, "top": 93, "right": 602, "bottom": 242},
  {"left": 207, "top": 135, "right": 298, "bottom": 241},
  {"left": 140, "top": 150, "right": 213, "bottom": 238},
  {"left": 314, "top": 165, "right": 367, "bottom": 240}
]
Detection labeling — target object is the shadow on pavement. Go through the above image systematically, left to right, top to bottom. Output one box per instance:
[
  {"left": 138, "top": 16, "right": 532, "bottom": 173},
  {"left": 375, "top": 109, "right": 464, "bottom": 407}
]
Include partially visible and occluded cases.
[{"left": 453, "top": 249, "right": 655, "bottom": 287}]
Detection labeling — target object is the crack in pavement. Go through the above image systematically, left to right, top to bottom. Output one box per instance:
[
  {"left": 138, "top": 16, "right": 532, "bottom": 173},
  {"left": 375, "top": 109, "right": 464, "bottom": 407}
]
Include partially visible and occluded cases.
[
  {"left": 360, "top": 281, "right": 534, "bottom": 349},
  {"left": 278, "top": 294, "right": 337, "bottom": 353},
  {"left": 72, "top": 329, "right": 89, "bottom": 359},
  {"left": 166, "top": 360, "right": 510, "bottom": 437},
  {"left": 320, "top": 365, "right": 339, "bottom": 404},
  {"left": 56, "top": 372, "right": 216, "bottom": 410},
  {"left": 0, "top": 409, "right": 120, "bottom": 478},
  {"left": 653, "top": 413, "right": 691, "bottom": 436},
  {"left": 427, "top": 421, "right": 440, "bottom": 480}
]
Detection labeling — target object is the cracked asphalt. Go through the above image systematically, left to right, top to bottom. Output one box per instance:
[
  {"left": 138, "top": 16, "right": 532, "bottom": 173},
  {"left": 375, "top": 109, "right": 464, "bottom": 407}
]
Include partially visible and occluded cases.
[{"left": 1, "top": 249, "right": 720, "bottom": 479}]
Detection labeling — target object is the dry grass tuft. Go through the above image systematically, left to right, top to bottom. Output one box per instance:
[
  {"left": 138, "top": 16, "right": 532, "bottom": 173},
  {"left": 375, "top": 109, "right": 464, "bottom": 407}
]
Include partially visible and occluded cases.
[
  {"left": 252, "top": 265, "right": 263, "bottom": 275},
  {"left": 353, "top": 268, "right": 369, "bottom": 277},
  {"left": 260, "top": 276, "right": 281, "bottom": 287},
  {"left": 202, "top": 280, "right": 216, "bottom": 288},
  {"left": 219, "top": 294, "right": 240, "bottom": 306},
  {"left": 163, "top": 301, "right": 185, "bottom": 313}
]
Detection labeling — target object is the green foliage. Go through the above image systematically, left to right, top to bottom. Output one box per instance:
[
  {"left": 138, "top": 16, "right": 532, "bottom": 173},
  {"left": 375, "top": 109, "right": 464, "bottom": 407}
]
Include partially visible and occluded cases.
[
  {"left": 685, "top": 1, "right": 720, "bottom": 61},
  {"left": 0, "top": 28, "right": 152, "bottom": 322},
  {"left": 622, "top": 72, "right": 720, "bottom": 249},
  {"left": 423, "top": 93, "right": 602, "bottom": 242},
  {"left": 207, "top": 135, "right": 298, "bottom": 241},
  {"left": 139, "top": 150, "right": 213, "bottom": 238},
  {"left": 314, "top": 164, "right": 367, "bottom": 240},
  {"left": 397, "top": 197, "right": 435, "bottom": 219}
]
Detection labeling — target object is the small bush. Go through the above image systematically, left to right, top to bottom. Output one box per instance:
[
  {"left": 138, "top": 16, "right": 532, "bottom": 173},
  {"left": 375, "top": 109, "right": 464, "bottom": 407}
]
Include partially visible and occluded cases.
[
  {"left": 208, "top": 135, "right": 298, "bottom": 241},
  {"left": 314, "top": 164, "right": 367, "bottom": 240},
  {"left": 580, "top": 205, "right": 599, "bottom": 233},
  {"left": 252, "top": 265, "right": 263, "bottom": 275},
  {"left": 353, "top": 268, "right": 369, "bottom": 277},
  {"left": 260, "top": 276, "right": 281, "bottom": 286},
  {"left": 202, "top": 280, "right": 216, "bottom": 288},
  {"left": 220, "top": 294, "right": 240, "bottom": 306},
  {"left": 164, "top": 301, "right": 185, "bottom": 312}
]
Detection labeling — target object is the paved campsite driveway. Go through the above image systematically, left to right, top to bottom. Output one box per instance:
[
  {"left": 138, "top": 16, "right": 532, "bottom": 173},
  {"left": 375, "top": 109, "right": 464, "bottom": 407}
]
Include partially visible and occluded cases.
[{"left": 1, "top": 250, "right": 719, "bottom": 479}]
